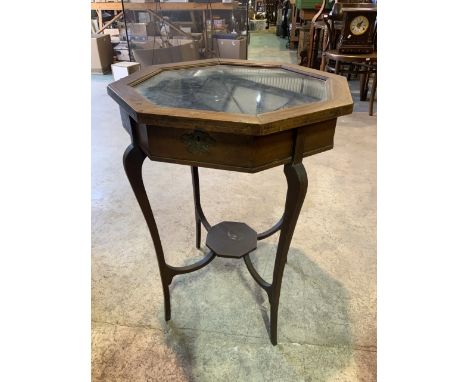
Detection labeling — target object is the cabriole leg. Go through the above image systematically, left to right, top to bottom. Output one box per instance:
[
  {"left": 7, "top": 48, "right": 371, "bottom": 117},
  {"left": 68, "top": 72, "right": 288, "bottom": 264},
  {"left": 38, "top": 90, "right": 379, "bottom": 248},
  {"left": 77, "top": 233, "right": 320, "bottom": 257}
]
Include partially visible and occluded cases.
[
  {"left": 123, "top": 144, "right": 172, "bottom": 321},
  {"left": 268, "top": 162, "right": 308, "bottom": 345}
]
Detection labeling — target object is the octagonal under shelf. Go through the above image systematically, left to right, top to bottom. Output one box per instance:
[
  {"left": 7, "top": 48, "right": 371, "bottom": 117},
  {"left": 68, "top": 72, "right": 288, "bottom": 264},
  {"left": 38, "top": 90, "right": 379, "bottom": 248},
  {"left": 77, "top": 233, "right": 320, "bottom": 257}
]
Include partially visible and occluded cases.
[{"left": 206, "top": 221, "right": 257, "bottom": 259}]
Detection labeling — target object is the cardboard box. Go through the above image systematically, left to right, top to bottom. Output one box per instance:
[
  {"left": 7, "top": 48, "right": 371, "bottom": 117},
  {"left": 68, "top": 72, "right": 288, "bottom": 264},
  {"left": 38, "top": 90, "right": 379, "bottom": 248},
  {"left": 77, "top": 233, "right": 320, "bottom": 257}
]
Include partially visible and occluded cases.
[
  {"left": 91, "top": 34, "right": 114, "bottom": 74},
  {"left": 214, "top": 37, "right": 247, "bottom": 60},
  {"left": 111, "top": 62, "right": 141, "bottom": 81}
]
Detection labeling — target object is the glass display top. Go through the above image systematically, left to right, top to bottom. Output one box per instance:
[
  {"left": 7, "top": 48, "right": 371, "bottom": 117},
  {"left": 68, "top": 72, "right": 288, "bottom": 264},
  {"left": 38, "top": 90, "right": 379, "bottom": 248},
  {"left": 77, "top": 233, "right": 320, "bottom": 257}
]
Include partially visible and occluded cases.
[{"left": 134, "top": 65, "right": 327, "bottom": 115}]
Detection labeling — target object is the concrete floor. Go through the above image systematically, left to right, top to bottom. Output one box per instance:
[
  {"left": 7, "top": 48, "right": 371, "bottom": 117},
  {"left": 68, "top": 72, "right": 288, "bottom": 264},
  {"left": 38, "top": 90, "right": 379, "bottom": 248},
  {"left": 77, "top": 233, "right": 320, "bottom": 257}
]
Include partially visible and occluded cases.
[{"left": 92, "top": 31, "right": 377, "bottom": 381}]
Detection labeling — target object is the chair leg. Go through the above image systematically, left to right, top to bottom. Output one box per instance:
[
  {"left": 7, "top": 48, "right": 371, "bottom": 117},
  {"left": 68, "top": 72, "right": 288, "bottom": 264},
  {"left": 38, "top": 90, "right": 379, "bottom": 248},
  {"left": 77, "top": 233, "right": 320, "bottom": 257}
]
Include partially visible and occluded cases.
[
  {"left": 306, "top": 26, "right": 316, "bottom": 68},
  {"left": 312, "top": 28, "right": 321, "bottom": 68},
  {"left": 320, "top": 29, "right": 328, "bottom": 71},
  {"left": 320, "top": 54, "right": 326, "bottom": 71},
  {"left": 324, "top": 55, "right": 330, "bottom": 72},
  {"left": 335, "top": 60, "right": 341, "bottom": 76},
  {"left": 347, "top": 64, "right": 353, "bottom": 80},
  {"left": 360, "top": 71, "right": 370, "bottom": 101},
  {"left": 369, "top": 72, "right": 377, "bottom": 116}
]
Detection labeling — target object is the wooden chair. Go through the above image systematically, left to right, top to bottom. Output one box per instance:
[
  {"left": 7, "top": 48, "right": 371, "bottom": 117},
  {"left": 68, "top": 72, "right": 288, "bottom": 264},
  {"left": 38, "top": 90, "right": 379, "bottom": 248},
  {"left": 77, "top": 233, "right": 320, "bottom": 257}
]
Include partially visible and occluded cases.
[
  {"left": 305, "top": 0, "right": 328, "bottom": 68},
  {"left": 323, "top": 51, "right": 376, "bottom": 89},
  {"left": 324, "top": 51, "right": 376, "bottom": 115}
]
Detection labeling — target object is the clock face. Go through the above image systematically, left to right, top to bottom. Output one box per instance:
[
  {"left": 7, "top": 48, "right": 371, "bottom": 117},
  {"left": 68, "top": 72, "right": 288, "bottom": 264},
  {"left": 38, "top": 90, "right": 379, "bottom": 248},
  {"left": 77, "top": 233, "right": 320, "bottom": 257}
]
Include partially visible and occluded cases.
[{"left": 350, "top": 15, "right": 370, "bottom": 36}]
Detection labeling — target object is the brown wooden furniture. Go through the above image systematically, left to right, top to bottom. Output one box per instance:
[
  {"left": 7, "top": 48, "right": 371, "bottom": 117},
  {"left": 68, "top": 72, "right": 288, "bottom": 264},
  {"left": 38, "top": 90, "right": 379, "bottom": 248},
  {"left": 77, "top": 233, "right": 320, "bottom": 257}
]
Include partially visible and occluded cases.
[
  {"left": 305, "top": 0, "right": 327, "bottom": 68},
  {"left": 307, "top": 1, "right": 377, "bottom": 68},
  {"left": 289, "top": 2, "right": 299, "bottom": 45},
  {"left": 290, "top": 2, "right": 327, "bottom": 53},
  {"left": 319, "top": 2, "right": 377, "bottom": 115},
  {"left": 332, "top": 2, "right": 376, "bottom": 54},
  {"left": 306, "top": 18, "right": 342, "bottom": 68},
  {"left": 297, "top": 25, "right": 311, "bottom": 64},
  {"left": 323, "top": 50, "right": 376, "bottom": 115},
  {"left": 107, "top": 58, "right": 353, "bottom": 345},
  {"left": 355, "top": 60, "right": 376, "bottom": 116}
]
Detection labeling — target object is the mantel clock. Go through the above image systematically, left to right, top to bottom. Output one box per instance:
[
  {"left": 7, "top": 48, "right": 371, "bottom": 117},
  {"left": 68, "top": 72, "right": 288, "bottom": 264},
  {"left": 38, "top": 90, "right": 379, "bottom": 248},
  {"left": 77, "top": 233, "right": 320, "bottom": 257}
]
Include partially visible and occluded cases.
[{"left": 333, "top": 2, "right": 377, "bottom": 54}]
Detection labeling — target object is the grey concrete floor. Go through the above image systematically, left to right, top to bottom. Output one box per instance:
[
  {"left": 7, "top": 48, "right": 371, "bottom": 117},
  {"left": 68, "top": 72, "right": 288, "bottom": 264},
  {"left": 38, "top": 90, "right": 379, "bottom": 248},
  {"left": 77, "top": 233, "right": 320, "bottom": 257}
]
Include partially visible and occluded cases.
[{"left": 92, "top": 31, "right": 377, "bottom": 381}]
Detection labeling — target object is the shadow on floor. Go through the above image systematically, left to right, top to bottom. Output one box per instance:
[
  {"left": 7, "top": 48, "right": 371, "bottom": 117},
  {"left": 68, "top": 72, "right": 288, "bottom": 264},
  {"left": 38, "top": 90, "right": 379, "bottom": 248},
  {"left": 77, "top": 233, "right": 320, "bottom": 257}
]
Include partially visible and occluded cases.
[{"left": 160, "top": 242, "right": 353, "bottom": 381}]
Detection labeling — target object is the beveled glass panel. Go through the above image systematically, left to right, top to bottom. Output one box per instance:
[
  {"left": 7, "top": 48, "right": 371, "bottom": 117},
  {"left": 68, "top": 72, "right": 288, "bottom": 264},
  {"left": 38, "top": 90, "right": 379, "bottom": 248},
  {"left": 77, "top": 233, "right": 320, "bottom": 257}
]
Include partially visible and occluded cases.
[{"left": 134, "top": 65, "right": 327, "bottom": 115}]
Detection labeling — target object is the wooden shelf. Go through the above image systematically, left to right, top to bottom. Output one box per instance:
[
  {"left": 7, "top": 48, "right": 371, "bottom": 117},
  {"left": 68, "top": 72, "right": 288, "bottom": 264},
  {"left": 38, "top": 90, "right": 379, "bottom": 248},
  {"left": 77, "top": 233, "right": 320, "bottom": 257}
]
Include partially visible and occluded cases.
[
  {"left": 91, "top": 2, "right": 239, "bottom": 11},
  {"left": 92, "top": 2, "right": 122, "bottom": 11}
]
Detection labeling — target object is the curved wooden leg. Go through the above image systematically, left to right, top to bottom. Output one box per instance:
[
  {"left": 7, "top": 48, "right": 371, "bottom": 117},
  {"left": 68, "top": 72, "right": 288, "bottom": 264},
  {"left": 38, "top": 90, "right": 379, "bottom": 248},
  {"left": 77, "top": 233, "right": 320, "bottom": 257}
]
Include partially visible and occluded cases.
[
  {"left": 123, "top": 144, "right": 172, "bottom": 321},
  {"left": 124, "top": 144, "right": 308, "bottom": 343},
  {"left": 123, "top": 148, "right": 216, "bottom": 321},
  {"left": 269, "top": 162, "right": 308, "bottom": 345},
  {"left": 191, "top": 166, "right": 202, "bottom": 249},
  {"left": 191, "top": 166, "right": 212, "bottom": 248},
  {"left": 195, "top": 217, "right": 201, "bottom": 249}
]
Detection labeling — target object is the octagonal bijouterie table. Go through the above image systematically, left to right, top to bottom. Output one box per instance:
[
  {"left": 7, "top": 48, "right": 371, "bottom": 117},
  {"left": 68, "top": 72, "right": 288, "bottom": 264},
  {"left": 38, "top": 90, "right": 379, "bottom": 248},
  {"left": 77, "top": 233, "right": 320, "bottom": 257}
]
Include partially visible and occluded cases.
[{"left": 108, "top": 59, "right": 353, "bottom": 345}]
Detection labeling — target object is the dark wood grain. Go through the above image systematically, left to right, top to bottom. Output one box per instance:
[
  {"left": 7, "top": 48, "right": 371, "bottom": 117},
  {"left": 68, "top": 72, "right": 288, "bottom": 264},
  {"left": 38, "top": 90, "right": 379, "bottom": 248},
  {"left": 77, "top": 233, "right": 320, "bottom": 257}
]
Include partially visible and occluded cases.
[{"left": 123, "top": 115, "right": 337, "bottom": 173}]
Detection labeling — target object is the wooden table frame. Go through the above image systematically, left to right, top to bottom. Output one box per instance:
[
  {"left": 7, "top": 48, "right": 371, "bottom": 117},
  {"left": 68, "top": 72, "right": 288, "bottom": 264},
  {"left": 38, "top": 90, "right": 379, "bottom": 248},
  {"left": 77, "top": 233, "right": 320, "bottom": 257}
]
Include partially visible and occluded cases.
[{"left": 108, "top": 59, "right": 353, "bottom": 345}]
